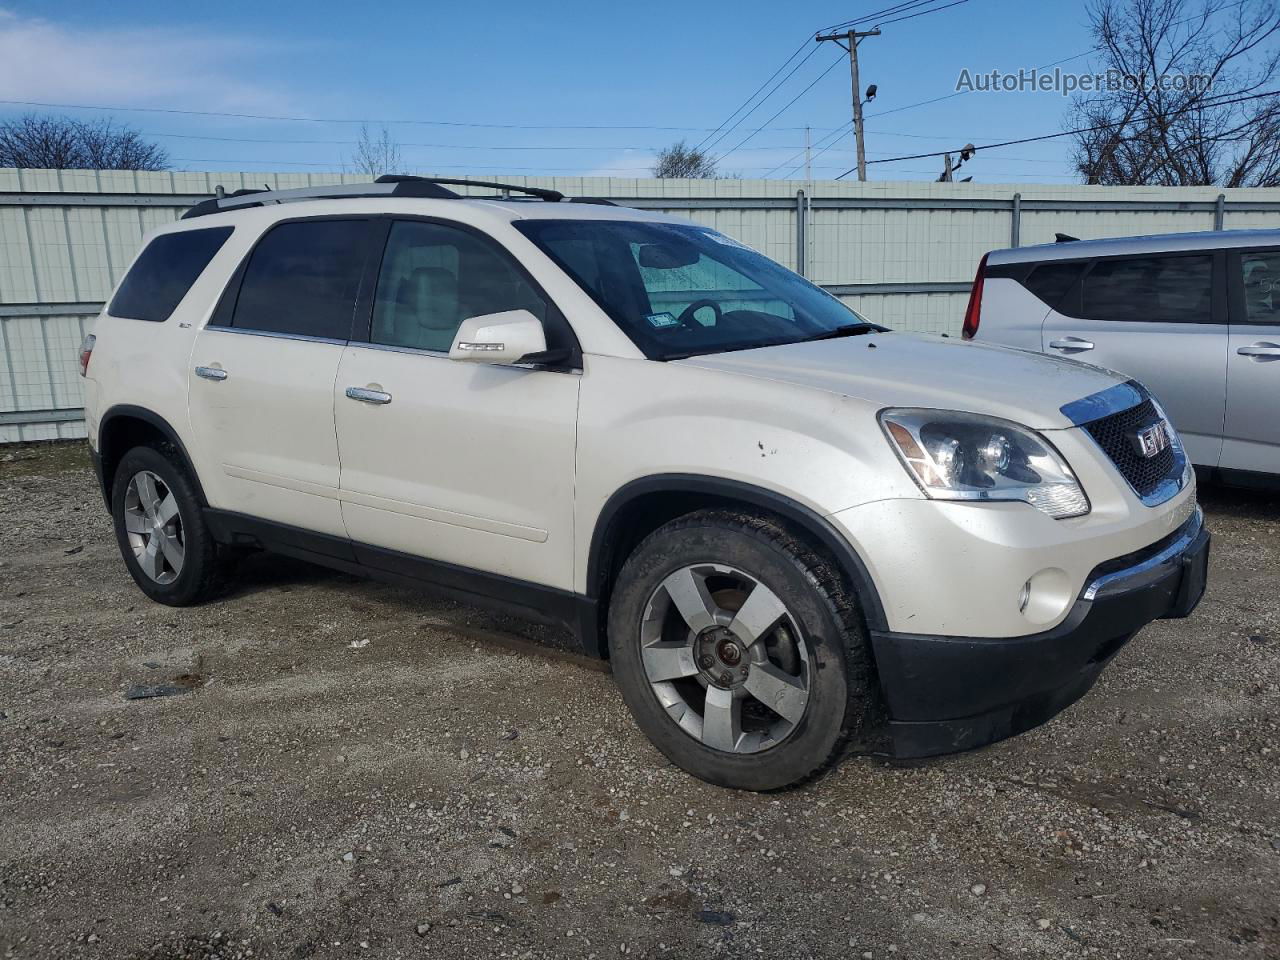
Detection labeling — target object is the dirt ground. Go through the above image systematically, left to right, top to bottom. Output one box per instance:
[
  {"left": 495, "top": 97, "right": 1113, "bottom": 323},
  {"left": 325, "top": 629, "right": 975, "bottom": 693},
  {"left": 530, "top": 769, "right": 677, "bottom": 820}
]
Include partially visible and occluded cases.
[{"left": 0, "top": 441, "right": 1276, "bottom": 960}]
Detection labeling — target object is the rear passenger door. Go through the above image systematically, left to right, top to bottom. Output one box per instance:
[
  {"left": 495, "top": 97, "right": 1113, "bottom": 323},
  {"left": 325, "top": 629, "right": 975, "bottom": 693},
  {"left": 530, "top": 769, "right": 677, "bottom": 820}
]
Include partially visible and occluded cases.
[
  {"left": 188, "top": 217, "right": 375, "bottom": 537},
  {"left": 333, "top": 218, "right": 580, "bottom": 590},
  {"left": 1224, "top": 248, "right": 1280, "bottom": 475},
  {"left": 1041, "top": 252, "right": 1227, "bottom": 468}
]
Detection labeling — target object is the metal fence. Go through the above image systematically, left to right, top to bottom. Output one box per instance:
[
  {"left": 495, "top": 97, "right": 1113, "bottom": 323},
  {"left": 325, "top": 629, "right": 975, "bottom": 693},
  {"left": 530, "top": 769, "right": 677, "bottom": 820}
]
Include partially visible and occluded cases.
[{"left": 4, "top": 167, "right": 1280, "bottom": 441}]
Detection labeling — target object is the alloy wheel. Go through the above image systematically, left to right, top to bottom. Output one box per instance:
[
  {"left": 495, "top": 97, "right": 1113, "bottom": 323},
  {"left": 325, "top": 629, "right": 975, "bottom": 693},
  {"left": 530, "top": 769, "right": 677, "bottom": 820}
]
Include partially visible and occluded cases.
[
  {"left": 123, "top": 470, "right": 185, "bottom": 584},
  {"left": 639, "top": 563, "right": 811, "bottom": 754}
]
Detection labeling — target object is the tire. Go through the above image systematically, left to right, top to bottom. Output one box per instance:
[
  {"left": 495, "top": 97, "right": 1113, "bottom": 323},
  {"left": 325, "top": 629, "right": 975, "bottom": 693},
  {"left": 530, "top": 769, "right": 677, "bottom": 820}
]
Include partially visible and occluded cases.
[
  {"left": 110, "top": 444, "right": 228, "bottom": 606},
  {"left": 607, "top": 509, "right": 876, "bottom": 791}
]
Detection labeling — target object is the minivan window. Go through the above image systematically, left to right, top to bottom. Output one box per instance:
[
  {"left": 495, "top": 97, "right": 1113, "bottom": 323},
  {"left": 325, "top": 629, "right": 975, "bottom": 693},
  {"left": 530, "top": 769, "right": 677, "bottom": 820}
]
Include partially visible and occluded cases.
[
  {"left": 231, "top": 219, "right": 368, "bottom": 339},
  {"left": 515, "top": 219, "right": 869, "bottom": 360},
  {"left": 370, "top": 220, "right": 547, "bottom": 353},
  {"left": 108, "top": 227, "right": 233, "bottom": 322},
  {"left": 1240, "top": 251, "right": 1280, "bottom": 324},
  {"left": 1082, "top": 254, "right": 1212, "bottom": 324},
  {"left": 1024, "top": 261, "right": 1086, "bottom": 313}
]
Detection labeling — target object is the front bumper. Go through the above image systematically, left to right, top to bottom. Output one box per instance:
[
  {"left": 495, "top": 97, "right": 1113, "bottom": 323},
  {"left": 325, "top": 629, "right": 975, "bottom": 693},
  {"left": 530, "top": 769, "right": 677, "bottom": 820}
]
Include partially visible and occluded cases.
[{"left": 872, "top": 509, "right": 1209, "bottom": 759}]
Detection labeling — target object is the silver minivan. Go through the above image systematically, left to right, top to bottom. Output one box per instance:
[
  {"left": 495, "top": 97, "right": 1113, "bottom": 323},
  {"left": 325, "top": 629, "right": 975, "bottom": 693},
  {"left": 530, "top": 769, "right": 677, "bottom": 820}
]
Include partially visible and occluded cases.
[{"left": 965, "top": 230, "right": 1280, "bottom": 481}]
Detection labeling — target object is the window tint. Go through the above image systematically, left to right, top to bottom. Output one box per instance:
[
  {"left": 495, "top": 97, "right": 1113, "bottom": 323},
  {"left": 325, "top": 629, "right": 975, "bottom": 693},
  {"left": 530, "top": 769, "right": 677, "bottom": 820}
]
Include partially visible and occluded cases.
[
  {"left": 232, "top": 219, "right": 368, "bottom": 339},
  {"left": 370, "top": 220, "right": 547, "bottom": 352},
  {"left": 108, "top": 227, "right": 232, "bottom": 322},
  {"left": 1239, "top": 251, "right": 1280, "bottom": 324},
  {"left": 1082, "top": 255, "right": 1212, "bottom": 323},
  {"left": 1023, "top": 261, "right": 1086, "bottom": 312}
]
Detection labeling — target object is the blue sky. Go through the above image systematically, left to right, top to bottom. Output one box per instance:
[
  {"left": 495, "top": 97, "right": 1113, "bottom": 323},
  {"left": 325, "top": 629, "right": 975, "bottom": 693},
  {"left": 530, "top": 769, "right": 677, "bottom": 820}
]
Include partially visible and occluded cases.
[{"left": 0, "top": 1, "right": 1101, "bottom": 183}]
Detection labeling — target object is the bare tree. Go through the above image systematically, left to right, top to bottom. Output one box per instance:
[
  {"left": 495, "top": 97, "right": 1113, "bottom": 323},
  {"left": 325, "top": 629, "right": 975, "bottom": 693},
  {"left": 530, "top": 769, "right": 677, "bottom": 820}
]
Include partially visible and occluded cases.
[
  {"left": 1070, "top": 0, "right": 1280, "bottom": 187},
  {"left": 0, "top": 115, "right": 168, "bottom": 170},
  {"left": 351, "top": 124, "right": 404, "bottom": 178},
  {"left": 652, "top": 140, "right": 719, "bottom": 178}
]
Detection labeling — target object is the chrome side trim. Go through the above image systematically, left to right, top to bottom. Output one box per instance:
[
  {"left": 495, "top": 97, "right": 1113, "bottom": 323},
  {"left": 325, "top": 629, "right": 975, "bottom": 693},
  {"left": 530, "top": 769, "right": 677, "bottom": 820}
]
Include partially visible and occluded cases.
[
  {"left": 202, "top": 325, "right": 348, "bottom": 347},
  {"left": 1083, "top": 507, "right": 1203, "bottom": 601}
]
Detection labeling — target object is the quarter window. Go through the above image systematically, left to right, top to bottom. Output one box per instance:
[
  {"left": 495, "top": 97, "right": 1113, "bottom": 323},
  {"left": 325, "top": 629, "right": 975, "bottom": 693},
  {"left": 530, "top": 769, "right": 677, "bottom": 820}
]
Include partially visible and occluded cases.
[
  {"left": 231, "top": 219, "right": 369, "bottom": 339},
  {"left": 370, "top": 220, "right": 547, "bottom": 352},
  {"left": 109, "top": 227, "right": 233, "bottom": 322},
  {"left": 1239, "top": 251, "right": 1280, "bottom": 324},
  {"left": 1082, "top": 255, "right": 1212, "bottom": 324},
  {"left": 1023, "top": 261, "right": 1086, "bottom": 313}
]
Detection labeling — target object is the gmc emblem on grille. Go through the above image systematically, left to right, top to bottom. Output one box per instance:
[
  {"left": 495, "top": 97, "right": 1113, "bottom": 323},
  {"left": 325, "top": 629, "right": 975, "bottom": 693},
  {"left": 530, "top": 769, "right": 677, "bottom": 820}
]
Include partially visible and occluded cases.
[{"left": 1131, "top": 421, "right": 1171, "bottom": 459}]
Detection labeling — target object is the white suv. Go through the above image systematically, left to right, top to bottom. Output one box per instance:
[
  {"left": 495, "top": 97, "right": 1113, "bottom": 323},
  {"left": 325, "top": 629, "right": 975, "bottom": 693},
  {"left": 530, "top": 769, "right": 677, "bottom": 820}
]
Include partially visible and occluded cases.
[{"left": 80, "top": 176, "right": 1209, "bottom": 791}]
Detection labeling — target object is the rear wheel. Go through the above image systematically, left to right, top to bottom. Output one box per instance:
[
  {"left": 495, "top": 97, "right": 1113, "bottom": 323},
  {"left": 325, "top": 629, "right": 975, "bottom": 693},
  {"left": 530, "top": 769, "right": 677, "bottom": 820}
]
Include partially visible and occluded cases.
[
  {"left": 110, "top": 445, "right": 227, "bottom": 606},
  {"left": 607, "top": 509, "right": 875, "bottom": 791}
]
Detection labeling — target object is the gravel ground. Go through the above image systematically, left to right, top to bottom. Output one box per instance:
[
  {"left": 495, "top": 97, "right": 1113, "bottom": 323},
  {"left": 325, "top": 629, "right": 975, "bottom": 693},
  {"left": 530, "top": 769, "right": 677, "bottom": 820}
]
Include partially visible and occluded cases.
[{"left": 0, "top": 441, "right": 1277, "bottom": 960}]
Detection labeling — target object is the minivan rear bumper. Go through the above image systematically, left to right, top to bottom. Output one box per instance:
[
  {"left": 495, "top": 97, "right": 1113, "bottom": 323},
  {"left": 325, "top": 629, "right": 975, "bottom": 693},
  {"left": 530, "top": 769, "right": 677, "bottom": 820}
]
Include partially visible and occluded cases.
[{"left": 871, "top": 510, "right": 1209, "bottom": 759}]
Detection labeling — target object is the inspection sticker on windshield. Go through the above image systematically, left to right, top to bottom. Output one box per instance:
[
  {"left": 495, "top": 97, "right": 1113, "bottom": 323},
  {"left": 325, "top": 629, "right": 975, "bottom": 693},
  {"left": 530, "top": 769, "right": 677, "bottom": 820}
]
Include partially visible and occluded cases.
[{"left": 646, "top": 312, "right": 680, "bottom": 329}]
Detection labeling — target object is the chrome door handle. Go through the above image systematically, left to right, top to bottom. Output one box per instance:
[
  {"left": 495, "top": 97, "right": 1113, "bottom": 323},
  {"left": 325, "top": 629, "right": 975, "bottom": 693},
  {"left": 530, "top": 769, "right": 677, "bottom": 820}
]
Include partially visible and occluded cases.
[
  {"left": 1048, "top": 337, "right": 1095, "bottom": 351},
  {"left": 1237, "top": 342, "right": 1280, "bottom": 359},
  {"left": 194, "top": 365, "right": 228, "bottom": 381},
  {"left": 345, "top": 386, "right": 392, "bottom": 405}
]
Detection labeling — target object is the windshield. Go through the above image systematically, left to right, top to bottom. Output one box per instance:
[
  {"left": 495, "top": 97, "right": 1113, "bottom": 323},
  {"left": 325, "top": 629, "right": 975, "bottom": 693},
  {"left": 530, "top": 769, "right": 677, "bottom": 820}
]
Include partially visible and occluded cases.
[{"left": 513, "top": 219, "right": 878, "bottom": 360}]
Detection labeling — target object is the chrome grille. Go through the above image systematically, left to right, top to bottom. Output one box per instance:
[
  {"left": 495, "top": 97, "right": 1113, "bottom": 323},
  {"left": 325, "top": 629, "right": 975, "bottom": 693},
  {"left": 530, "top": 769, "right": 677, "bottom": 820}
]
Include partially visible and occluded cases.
[{"left": 1081, "top": 399, "right": 1176, "bottom": 498}]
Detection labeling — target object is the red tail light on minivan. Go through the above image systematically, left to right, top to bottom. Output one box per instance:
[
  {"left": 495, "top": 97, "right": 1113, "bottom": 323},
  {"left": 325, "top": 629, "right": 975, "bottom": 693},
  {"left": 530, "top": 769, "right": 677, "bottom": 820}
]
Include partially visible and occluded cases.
[
  {"left": 962, "top": 254, "right": 988, "bottom": 340},
  {"left": 78, "top": 334, "right": 96, "bottom": 377}
]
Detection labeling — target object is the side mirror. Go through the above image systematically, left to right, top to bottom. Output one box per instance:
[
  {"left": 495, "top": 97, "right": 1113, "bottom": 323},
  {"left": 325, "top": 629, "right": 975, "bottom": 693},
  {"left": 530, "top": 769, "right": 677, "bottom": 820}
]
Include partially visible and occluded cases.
[{"left": 448, "top": 310, "right": 547, "bottom": 365}]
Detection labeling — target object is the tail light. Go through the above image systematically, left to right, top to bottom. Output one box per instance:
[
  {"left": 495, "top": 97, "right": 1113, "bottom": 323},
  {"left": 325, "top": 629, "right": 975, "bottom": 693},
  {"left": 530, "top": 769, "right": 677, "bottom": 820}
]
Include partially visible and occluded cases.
[
  {"left": 962, "top": 254, "right": 988, "bottom": 340},
  {"left": 78, "top": 334, "right": 96, "bottom": 377}
]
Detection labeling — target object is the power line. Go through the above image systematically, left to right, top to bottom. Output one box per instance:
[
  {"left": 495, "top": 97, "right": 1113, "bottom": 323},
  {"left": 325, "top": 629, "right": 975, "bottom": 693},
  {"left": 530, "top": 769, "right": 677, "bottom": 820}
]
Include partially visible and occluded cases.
[
  {"left": 824, "top": 0, "right": 941, "bottom": 32},
  {"left": 876, "top": 0, "right": 971, "bottom": 26},
  {"left": 692, "top": 37, "right": 814, "bottom": 153},
  {"left": 700, "top": 45, "right": 825, "bottom": 155},
  {"left": 714, "top": 54, "right": 849, "bottom": 165},
  {"left": 835, "top": 87, "right": 1280, "bottom": 177},
  {"left": 0, "top": 98, "right": 816, "bottom": 132}
]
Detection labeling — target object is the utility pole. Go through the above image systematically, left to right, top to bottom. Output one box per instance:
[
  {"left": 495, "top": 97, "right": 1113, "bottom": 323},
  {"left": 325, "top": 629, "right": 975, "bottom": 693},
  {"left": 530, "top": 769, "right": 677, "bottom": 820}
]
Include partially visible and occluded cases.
[{"left": 815, "top": 28, "right": 880, "bottom": 182}]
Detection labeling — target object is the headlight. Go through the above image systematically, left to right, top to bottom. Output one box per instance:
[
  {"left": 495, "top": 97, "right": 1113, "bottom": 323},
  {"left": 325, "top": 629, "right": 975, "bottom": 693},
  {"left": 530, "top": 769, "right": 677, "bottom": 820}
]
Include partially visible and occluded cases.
[{"left": 879, "top": 409, "right": 1089, "bottom": 519}]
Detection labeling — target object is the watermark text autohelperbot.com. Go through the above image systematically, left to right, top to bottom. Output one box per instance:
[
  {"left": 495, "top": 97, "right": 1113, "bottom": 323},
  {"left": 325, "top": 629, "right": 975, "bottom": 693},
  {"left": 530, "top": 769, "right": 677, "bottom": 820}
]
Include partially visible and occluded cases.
[{"left": 956, "top": 68, "right": 1213, "bottom": 97}]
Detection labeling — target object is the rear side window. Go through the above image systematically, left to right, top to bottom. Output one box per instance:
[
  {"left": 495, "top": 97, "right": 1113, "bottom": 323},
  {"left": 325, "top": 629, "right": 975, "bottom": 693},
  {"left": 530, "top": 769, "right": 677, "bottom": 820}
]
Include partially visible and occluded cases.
[
  {"left": 231, "top": 219, "right": 369, "bottom": 339},
  {"left": 108, "top": 227, "right": 233, "bottom": 322},
  {"left": 1082, "top": 255, "right": 1213, "bottom": 323},
  {"left": 1023, "top": 261, "right": 1086, "bottom": 313}
]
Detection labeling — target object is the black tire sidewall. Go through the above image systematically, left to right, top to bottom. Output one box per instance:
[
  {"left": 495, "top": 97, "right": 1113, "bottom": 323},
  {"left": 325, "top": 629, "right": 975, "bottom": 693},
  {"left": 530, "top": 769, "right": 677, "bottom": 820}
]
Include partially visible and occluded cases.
[
  {"left": 110, "top": 446, "right": 214, "bottom": 606},
  {"left": 608, "top": 517, "right": 860, "bottom": 791}
]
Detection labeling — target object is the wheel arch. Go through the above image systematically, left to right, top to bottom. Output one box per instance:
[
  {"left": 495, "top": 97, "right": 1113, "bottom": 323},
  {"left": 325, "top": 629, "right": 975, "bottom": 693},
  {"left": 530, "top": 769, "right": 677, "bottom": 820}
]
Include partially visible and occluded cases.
[
  {"left": 97, "top": 405, "right": 208, "bottom": 510},
  {"left": 584, "top": 475, "right": 888, "bottom": 657}
]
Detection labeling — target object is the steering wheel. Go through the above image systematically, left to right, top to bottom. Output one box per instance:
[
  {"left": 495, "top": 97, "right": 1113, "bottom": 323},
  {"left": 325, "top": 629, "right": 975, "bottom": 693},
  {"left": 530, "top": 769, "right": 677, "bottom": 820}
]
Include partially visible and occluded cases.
[{"left": 676, "top": 299, "right": 724, "bottom": 330}]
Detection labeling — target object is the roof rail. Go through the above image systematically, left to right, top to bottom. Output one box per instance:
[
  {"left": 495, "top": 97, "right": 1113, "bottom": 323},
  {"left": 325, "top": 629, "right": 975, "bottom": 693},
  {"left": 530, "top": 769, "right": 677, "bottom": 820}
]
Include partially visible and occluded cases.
[
  {"left": 181, "top": 174, "right": 612, "bottom": 219},
  {"left": 375, "top": 175, "right": 565, "bottom": 202},
  {"left": 182, "top": 178, "right": 461, "bottom": 219}
]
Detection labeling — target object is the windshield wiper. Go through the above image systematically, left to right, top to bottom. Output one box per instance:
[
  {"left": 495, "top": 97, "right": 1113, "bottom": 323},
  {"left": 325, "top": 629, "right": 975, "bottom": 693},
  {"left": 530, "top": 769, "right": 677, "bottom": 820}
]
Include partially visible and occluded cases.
[{"left": 801, "top": 322, "right": 879, "bottom": 343}]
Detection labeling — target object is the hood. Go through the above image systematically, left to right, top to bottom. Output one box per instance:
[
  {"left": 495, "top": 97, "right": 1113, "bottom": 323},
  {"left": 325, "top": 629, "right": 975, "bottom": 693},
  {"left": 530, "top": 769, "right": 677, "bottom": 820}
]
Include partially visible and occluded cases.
[{"left": 676, "top": 332, "right": 1125, "bottom": 431}]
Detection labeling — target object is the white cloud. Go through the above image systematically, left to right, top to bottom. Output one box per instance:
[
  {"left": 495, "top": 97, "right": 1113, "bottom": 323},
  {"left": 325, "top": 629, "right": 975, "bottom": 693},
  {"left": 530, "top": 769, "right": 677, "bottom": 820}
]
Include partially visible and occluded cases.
[{"left": 0, "top": 8, "right": 293, "bottom": 114}]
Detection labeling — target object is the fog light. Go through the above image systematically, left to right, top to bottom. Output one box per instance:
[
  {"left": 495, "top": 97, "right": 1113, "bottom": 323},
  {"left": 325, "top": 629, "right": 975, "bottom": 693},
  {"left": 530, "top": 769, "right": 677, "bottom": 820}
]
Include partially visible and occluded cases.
[{"left": 1019, "top": 569, "right": 1073, "bottom": 626}]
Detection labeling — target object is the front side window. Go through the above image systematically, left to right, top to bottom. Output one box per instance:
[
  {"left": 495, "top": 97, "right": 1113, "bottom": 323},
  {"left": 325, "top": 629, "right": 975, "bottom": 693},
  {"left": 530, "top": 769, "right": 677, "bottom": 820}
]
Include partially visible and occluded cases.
[
  {"left": 231, "top": 219, "right": 369, "bottom": 339},
  {"left": 370, "top": 220, "right": 548, "bottom": 352},
  {"left": 514, "top": 220, "right": 870, "bottom": 360},
  {"left": 109, "top": 227, "right": 233, "bottom": 322},
  {"left": 1239, "top": 250, "right": 1280, "bottom": 324},
  {"left": 1082, "top": 254, "right": 1212, "bottom": 324}
]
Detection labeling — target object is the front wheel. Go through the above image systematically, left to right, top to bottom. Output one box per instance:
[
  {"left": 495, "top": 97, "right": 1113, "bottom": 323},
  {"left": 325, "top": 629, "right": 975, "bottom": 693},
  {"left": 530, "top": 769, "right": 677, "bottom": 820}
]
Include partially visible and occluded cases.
[
  {"left": 110, "top": 445, "right": 227, "bottom": 606},
  {"left": 607, "top": 510, "right": 875, "bottom": 791}
]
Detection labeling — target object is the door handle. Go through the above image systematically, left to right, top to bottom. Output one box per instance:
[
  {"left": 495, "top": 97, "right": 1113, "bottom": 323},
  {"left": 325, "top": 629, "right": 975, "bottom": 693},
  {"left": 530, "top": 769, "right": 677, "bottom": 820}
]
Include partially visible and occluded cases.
[
  {"left": 1048, "top": 337, "right": 1095, "bottom": 351},
  {"left": 1237, "top": 342, "right": 1280, "bottom": 360},
  {"left": 194, "top": 365, "right": 228, "bottom": 381},
  {"left": 345, "top": 386, "right": 392, "bottom": 405}
]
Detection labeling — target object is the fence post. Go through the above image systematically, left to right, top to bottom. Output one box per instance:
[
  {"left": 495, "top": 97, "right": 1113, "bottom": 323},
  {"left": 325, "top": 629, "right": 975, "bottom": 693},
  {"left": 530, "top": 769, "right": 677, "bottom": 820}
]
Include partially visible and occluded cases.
[
  {"left": 795, "top": 188, "right": 808, "bottom": 277},
  {"left": 1011, "top": 192, "right": 1022, "bottom": 248},
  {"left": 1215, "top": 193, "right": 1226, "bottom": 231}
]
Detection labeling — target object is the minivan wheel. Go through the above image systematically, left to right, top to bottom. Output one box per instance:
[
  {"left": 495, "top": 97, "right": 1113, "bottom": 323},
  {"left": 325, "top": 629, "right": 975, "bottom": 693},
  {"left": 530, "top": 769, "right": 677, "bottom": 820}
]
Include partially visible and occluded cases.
[
  {"left": 110, "top": 445, "right": 227, "bottom": 606},
  {"left": 608, "top": 509, "right": 875, "bottom": 791}
]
